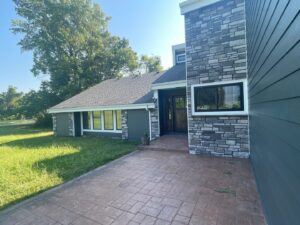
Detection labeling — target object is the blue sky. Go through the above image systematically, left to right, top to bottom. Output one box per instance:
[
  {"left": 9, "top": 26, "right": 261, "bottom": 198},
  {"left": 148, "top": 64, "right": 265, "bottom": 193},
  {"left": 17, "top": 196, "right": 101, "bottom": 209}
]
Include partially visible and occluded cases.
[{"left": 0, "top": 0, "right": 185, "bottom": 93}]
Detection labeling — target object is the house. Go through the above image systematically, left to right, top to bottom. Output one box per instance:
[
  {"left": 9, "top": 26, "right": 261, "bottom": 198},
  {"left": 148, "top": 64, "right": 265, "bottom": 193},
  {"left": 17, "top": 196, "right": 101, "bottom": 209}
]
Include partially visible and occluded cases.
[
  {"left": 49, "top": 0, "right": 250, "bottom": 158},
  {"left": 49, "top": 1, "right": 300, "bottom": 224}
]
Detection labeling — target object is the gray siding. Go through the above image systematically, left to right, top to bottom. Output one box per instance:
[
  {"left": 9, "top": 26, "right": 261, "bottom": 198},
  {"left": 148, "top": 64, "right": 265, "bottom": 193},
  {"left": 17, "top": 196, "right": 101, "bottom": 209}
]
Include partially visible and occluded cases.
[
  {"left": 184, "top": 0, "right": 250, "bottom": 157},
  {"left": 246, "top": 0, "right": 300, "bottom": 224},
  {"left": 127, "top": 109, "right": 149, "bottom": 141}
]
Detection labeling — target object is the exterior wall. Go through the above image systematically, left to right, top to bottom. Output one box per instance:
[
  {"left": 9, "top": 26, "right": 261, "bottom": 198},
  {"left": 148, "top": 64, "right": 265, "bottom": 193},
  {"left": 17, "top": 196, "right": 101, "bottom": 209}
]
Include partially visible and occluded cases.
[
  {"left": 184, "top": 0, "right": 249, "bottom": 157},
  {"left": 246, "top": 0, "right": 300, "bottom": 224},
  {"left": 150, "top": 108, "right": 160, "bottom": 140},
  {"left": 127, "top": 109, "right": 150, "bottom": 141},
  {"left": 52, "top": 113, "right": 74, "bottom": 137}
]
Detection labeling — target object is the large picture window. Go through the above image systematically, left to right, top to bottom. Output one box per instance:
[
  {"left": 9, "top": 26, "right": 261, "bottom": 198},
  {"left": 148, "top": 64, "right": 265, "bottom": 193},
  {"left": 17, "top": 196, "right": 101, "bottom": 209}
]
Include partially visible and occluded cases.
[
  {"left": 192, "top": 80, "right": 247, "bottom": 115},
  {"left": 82, "top": 110, "right": 122, "bottom": 132},
  {"left": 116, "top": 110, "right": 122, "bottom": 130},
  {"left": 93, "top": 111, "right": 101, "bottom": 130},
  {"left": 104, "top": 111, "right": 114, "bottom": 130},
  {"left": 82, "top": 112, "right": 91, "bottom": 129}
]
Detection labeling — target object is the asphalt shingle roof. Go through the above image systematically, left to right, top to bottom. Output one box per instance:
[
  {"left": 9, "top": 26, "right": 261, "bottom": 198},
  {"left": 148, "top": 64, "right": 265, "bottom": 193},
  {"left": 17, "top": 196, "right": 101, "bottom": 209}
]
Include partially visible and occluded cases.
[
  {"left": 153, "top": 63, "right": 186, "bottom": 84},
  {"left": 50, "top": 64, "right": 186, "bottom": 110}
]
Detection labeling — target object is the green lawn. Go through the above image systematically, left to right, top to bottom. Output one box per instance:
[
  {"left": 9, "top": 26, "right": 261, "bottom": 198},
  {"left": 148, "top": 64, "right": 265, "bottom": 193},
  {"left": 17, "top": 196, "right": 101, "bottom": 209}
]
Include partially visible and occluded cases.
[
  {"left": 0, "top": 120, "right": 35, "bottom": 127},
  {"left": 0, "top": 125, "right": 137, "bottom": 210}
]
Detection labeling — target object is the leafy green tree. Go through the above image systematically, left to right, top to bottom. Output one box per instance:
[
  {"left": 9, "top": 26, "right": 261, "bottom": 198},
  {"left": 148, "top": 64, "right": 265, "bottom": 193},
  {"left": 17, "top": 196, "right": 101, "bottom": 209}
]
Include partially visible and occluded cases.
[
  {"left": 12, "top": 0, "right": 138, "bottom": 99},
  {"left": 138, "top": 55, "right": 163, "bottom": 74},
  {"left": 20, "top": 82, "right": 60, "bottom": 118},
  {"left": 0, "top": 86, "right": 23, "bottom": 119}
]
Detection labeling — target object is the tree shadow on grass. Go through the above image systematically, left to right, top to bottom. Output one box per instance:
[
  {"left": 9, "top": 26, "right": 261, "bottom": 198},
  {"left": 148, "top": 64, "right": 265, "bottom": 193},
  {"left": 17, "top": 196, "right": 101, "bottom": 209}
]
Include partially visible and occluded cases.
[
  {"left": 0, "top": 124, "right": 50, "bottom": 137},
  {"left": 0, "top": 135, "right": 137, "bottom": 210}
]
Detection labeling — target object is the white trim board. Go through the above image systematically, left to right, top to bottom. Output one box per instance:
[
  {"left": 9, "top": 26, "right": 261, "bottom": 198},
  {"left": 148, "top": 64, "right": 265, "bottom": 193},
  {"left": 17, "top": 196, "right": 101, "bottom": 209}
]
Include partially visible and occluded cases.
[
  {"left": 180, "top": 0, "right": 222, "bottom": 14},
  {"left": 191, "top": 79, "right": 249, "bottom": 116},
  {"left": 152, "top": 80, "right": 187, "bottom": 90},
  {"left": 48, "top": 103, "right": 155, "bottom": 114}
]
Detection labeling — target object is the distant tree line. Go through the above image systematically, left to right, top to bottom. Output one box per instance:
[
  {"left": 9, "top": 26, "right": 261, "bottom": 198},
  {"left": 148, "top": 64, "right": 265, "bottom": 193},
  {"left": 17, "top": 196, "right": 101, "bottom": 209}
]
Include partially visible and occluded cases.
[{"left": 3, "top": 0, "right": 164, "bottom": 127}]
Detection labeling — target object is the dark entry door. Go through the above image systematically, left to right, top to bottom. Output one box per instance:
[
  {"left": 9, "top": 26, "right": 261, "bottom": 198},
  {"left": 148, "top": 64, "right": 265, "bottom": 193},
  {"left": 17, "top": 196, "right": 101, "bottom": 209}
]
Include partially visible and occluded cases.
[
  {"left": 162, "top": 94, "right": 187, "bottom": 134},
  {"left": 173, "top": 96, "right": 187, "bottom": 132}
]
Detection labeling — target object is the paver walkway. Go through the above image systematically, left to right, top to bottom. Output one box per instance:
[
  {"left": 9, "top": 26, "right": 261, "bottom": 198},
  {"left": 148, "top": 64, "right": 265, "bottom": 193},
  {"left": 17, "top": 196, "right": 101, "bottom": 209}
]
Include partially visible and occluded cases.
[{"left": 0, "top": 150, "right": 267, "bottom": 225}]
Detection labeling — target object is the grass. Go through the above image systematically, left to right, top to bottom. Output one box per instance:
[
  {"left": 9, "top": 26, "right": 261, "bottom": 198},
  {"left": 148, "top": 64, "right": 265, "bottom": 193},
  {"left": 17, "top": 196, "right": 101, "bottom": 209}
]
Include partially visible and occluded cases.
[
  {"left": 0, "top": 120, "right": 35, "bottom": 127},
  {"left": 0, "top": 125, "right": 137, "bottom": 210}
]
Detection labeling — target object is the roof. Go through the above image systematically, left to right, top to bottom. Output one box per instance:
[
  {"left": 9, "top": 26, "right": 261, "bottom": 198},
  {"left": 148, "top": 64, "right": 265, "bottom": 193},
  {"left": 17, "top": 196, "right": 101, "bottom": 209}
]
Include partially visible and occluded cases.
[
  {"left": 153, "top": 63, "right": 186, "bottom": 84},
  {"left": 49, "top": 64, "right": 186, "bottom": 112}
]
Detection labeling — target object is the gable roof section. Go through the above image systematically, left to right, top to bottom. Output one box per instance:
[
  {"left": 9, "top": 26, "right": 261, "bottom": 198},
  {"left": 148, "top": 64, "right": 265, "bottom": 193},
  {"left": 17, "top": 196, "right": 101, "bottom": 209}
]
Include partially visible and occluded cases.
[
  {"left": 153, "top": 63, "right": 186, "bottom": 84},
  {"left": 48, "top": 64, "right": 187, "bottom": 113},
  {"left": 49, "top": 72, "right": 163, "bottom": 112}
]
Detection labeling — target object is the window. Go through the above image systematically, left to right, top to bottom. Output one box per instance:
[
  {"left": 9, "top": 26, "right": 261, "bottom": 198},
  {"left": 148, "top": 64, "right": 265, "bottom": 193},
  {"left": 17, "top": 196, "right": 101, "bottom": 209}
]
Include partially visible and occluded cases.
[
  {"left": 176, "top": 53, "right": 186, "bottom": 64},
  {"left": 192, "top": 80, "right": 247, "bottom": 115},
  {"left": 82, "top": 110, "right": 122, "bottom": 132},
  {"left": 116, "top": 110, "right": 122, "bottom": 130},
  {"left": 93, "top": 111, "right": 102, "bottom": 130},
  {"left": 104, "top": 111, "right": 114, "bottom": 130},
  {"left": 82, "top": 112, "right": 91, "bottom": 129}
]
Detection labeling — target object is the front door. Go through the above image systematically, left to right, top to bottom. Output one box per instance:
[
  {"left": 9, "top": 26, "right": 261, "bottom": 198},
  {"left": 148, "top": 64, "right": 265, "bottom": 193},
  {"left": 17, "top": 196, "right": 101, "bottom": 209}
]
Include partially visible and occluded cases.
[
  {"left": 160, "top": 91, "right": 187, "bottom": 134},
  {"left": 173, "top": 96, "right": 187, "bottom": 133}
]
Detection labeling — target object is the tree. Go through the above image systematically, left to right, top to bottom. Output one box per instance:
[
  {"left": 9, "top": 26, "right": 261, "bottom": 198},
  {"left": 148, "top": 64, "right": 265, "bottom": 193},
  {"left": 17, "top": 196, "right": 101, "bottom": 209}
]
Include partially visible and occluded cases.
[
  {"left": 12, "top": 0, "right": 138, "bottom": 99},
  {"left": 135, "top": 55, "right": 163, "bottom": 75},
  {"left": 20, "top": 82, "right": 60, "bottom": 118},
  {"left": 0, "top": 86, "right": 23, "bottom": 119}
]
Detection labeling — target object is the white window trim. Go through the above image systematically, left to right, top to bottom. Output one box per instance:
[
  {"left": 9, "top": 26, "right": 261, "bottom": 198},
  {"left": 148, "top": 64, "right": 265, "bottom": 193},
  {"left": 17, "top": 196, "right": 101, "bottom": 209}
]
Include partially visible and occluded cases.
[
  {"left": 176, "top": 53, "right": 186, "bottom": 64},
  {"left": 191, "top": 79, "right": 248, "bottom": 116},
  {"left": 81, "top": 110, "right": 122, "bottom": 134}
]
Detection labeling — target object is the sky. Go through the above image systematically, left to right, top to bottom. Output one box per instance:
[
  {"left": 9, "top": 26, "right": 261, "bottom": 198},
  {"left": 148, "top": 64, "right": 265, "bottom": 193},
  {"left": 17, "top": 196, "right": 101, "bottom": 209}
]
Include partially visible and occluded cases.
[{"left": 0, "top": 0, "right": 185, "bottom": 93}]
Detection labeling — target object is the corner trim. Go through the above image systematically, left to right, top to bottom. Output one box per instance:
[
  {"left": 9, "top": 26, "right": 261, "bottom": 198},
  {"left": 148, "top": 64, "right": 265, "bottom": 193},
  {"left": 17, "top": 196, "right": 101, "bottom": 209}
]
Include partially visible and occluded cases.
[{"left": 180, "top": 0, "right": 222, "bottom": 14}]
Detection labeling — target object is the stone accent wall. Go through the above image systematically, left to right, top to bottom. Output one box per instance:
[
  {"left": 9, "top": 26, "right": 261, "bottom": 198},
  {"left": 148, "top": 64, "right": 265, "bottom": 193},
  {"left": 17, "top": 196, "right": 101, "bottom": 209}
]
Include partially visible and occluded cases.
[
  {"left": 184, "top": 0, "right": 249, "bottom": 158},
  {"left": 150, "top": 108, "right": 160, "bottom": 140},
  {"left": 121, "top": 110, "right": 128, "bottom": 140},
  {"left": 52, "top": 113, "right": 74, "bottom": 137},
  {"left": 67, "top": 113, "right": 74, "bottom": 136},
  {"left": 52, "top": 114, "right": 57, "bottom": 136}
]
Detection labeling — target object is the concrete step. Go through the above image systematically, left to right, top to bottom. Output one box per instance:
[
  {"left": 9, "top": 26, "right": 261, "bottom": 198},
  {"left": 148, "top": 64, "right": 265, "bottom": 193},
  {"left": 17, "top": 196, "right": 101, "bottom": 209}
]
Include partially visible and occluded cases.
[{"left": 137, "top": 145, "right": 188, "bottom": 153}]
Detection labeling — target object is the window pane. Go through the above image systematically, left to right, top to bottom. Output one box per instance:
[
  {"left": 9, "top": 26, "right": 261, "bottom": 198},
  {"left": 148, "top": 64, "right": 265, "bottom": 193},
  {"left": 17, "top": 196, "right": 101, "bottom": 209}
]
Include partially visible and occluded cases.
[
  {"left": 177, "top": 54, "right": 186, "bottom": 63},
  {"left": 194, "top": 82, "right": 243, "bottom": 112},
  {"left": 218, "top": 85, "right": 243, "bottom": 110},
  {"left": 195, "top": 86, "right": 218, "bottom": 111},
  {"left": 175, "top": 97, "right": 186, "bottom": 109},
  {"left": 93, "top": 111, "right": 101, "bottom": 130},
  {"left": 104, "top": 111, "right": 113, "bottom": 130},
  {"left": 116, "top": 111, "right": 122, "bottom": 130},
  {"left": 83, "top": 112, "right": 91, "bottom": 129}
]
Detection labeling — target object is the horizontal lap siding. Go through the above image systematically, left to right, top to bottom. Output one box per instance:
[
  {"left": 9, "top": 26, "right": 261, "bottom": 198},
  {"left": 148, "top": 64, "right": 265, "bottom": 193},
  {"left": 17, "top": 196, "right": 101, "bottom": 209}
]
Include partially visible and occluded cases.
[{"left": 246, "top": 0, "right": 300, "bottom": 224}]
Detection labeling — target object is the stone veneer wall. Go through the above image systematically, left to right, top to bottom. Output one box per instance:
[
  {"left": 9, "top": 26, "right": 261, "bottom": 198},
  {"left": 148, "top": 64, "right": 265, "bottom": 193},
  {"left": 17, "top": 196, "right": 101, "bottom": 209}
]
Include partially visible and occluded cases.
[
  {"left": 184, "top": 0, "right": 249, "bottom": 158},
  {"left": 150, "top": 108, "right": 160, "bottom": 140},
  {"left": 121, "top": 110, "right": 128, "bottom": 140},
  {"left": 52, "top": 113, "right": 74, "bottom": 137},
  {"left": 52, "top": 114, "right": 57, "bottom": 135}
]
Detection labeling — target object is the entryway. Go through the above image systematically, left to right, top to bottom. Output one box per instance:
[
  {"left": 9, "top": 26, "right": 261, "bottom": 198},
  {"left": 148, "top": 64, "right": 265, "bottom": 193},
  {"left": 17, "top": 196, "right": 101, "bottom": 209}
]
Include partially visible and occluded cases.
[
  {"left": 159, "top": 88, "right": 187, "bottom": 135},
  {"left": 140, "top": 134, "right": 189, "bottom": 152}
]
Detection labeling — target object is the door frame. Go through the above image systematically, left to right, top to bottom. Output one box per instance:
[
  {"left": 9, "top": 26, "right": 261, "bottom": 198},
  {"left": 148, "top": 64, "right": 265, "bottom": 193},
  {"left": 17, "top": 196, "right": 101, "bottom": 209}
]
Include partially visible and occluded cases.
[{"left": 159, "top": 88, "right": 187, "bottom": 135}]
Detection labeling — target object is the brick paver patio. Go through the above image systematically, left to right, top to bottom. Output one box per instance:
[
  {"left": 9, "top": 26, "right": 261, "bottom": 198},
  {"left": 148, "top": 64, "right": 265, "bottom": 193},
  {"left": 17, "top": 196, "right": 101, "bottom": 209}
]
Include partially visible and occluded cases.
[{"left": 0, "top": 150, "right": 267, "bottom": 225}]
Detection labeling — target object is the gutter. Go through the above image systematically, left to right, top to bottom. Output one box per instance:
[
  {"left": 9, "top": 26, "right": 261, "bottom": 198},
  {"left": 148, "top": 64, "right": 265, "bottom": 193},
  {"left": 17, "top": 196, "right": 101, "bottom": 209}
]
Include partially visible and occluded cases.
[{"left": 47, "top": 103, "right": 156, "bottom": 114}]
